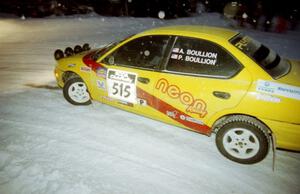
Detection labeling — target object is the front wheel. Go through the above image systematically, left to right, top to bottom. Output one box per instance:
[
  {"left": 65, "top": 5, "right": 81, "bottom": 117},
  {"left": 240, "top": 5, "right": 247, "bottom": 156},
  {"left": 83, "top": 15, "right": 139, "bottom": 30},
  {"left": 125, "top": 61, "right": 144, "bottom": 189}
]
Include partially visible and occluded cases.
[
  {"left": 63, "top": 77, "right": 91, "bottom": 105},
  {"left": 215, "top": 115, "right": 270, "bottom": 164}
]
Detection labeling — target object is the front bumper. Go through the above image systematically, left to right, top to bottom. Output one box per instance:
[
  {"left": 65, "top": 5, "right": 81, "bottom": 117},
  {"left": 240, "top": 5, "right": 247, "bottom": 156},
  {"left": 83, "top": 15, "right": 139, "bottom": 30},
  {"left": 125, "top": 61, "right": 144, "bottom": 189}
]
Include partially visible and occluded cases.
[
  {"left": 54, "top": 67, "right": 64, "bottom": 88},
  {"left": 262, "top": 118, "right": 300, "bottom": 151}
]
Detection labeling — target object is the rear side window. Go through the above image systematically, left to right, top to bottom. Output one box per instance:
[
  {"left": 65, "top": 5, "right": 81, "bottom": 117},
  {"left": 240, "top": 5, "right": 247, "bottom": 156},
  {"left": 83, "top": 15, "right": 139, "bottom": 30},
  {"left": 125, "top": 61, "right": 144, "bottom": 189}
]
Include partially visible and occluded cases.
[
  {"left": 230, "top": 34, "right": 290, "bottom": 79},
  {"left": 166, "top": 36, "right": 242, "bottom": 78}
]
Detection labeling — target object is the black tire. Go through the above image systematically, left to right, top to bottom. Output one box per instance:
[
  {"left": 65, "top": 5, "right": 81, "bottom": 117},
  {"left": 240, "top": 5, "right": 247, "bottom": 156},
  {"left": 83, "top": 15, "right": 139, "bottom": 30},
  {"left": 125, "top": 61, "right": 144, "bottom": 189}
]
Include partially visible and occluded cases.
[
  {"left": 63, "top": 77, "right": 91, "bottom": 105},
  {"left": 215, "top": 115, "right": 270, "bottom": 164}
]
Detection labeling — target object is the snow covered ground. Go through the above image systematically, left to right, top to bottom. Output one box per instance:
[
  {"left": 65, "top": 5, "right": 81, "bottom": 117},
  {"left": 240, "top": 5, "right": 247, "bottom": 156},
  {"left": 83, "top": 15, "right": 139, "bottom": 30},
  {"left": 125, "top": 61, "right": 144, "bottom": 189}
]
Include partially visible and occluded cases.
[{"left": 0, "top": 12, "right": 300, "bottom": 194}]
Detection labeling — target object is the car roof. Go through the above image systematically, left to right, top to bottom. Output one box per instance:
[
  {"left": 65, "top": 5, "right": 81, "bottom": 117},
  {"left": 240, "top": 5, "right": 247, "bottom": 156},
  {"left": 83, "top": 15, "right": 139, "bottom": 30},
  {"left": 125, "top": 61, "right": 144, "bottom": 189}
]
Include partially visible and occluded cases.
[{"left": 137, "top": 25, "right": 239, "bottom": 41}]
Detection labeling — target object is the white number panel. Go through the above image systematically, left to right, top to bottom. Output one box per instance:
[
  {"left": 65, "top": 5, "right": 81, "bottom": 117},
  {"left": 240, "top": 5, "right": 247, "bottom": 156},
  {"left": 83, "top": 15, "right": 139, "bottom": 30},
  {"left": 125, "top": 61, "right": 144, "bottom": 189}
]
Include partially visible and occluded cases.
[{"left": 107, "top": 69, "right": 137, "bottom": 104}]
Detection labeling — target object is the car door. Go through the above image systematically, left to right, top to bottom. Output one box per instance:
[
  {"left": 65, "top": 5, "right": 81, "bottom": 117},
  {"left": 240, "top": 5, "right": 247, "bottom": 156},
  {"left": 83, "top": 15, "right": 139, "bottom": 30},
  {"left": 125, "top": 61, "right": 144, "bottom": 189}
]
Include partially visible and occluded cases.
[
  {"left": 95, "top": 35, "right": 172, "bottom": 118},
  {"left": 153, "top": 36, "right": 253, "bottom": 134}
]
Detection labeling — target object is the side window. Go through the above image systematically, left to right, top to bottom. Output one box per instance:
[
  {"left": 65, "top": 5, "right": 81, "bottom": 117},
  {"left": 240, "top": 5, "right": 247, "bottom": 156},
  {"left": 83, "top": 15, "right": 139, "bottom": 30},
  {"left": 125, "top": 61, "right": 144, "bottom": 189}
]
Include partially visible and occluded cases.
[
  {"left": 103, "top": 35, "right": 170, "bottom": 69},
  {"left": 166, "top": 37, "right": 242, "bottom": 78}
]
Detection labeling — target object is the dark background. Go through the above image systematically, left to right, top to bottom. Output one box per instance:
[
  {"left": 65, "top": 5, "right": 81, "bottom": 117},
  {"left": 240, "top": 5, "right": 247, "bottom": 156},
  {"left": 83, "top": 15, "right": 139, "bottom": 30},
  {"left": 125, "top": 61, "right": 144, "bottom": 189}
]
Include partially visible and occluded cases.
[
  {"left": 0, "top": 0, "right": 299, "bottom": 31},
  {"left": 0, "top": 0, "right": 298, "bottom": 18}
]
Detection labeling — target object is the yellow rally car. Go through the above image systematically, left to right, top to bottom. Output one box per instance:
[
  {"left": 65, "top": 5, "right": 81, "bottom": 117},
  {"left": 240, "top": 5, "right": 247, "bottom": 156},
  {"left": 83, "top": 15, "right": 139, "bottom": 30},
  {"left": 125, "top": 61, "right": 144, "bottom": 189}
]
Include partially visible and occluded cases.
[{"left": 54, "top": 25, "right": 300, "bottom": 164}]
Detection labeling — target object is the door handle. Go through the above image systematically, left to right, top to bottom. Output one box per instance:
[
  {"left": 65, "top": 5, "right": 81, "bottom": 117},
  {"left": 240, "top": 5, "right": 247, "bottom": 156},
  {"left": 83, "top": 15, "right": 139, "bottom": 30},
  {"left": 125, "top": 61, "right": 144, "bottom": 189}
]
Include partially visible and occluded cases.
[
  {"left": 138, "top": 77, "right": 150, "bottom": 84},
  {"left": 213, "top": 91, "right": 231, "bottom": 99}
]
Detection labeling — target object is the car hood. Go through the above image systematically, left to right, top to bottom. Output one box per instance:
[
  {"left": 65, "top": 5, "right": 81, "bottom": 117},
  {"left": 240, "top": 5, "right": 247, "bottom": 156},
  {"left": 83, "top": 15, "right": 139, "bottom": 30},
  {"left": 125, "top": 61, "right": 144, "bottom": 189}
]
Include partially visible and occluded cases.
[
  {"left": 57, "top": 49, "right": 96, "bottom": 65},
  {"left": 277, "top": 59, "right": 300, "bottom": 87}
]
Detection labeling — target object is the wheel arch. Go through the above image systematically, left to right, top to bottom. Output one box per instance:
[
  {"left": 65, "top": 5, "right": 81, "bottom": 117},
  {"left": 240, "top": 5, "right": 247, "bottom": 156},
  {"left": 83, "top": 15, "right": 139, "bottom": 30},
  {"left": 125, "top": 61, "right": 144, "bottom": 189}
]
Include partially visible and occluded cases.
[
  {"left": 62, "top": 71, "right": 94, "bottom": 99},
  {"left": 62, "top": 71, "right": 80, "bottom": 83},
  {"left": 211, "top": 113, "right": 273, "bottom": 135},
  {"left": 214, "top": 114, "right": 272, "bottom": 164}
]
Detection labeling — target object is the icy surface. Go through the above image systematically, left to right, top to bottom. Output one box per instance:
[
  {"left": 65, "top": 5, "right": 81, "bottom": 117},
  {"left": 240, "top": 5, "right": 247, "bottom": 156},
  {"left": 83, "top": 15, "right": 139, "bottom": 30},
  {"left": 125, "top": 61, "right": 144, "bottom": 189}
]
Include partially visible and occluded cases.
[{"left": 0, "top": 13, "right": 300, "bottom": 194}]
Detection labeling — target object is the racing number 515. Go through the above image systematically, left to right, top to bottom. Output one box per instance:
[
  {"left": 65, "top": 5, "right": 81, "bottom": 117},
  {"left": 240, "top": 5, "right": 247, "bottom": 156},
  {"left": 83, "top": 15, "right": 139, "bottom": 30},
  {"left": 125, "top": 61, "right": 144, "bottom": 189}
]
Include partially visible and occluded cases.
[{"left": 112, "top": 82, "right": 130, "bottom": 98}]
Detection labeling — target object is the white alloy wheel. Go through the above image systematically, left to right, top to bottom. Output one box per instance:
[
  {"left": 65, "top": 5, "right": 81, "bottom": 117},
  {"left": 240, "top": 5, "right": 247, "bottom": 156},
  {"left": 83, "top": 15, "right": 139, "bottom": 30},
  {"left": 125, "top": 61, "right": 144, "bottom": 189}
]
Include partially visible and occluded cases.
[
  {"left": 63, "top": 77, "right": 91, "bottom": 105},
  {"left": 68, "top": 82, "right": 90, "bottom": 103},
  {"left": 215, "top": 115, "right": 269, "bottom": 164},
  {"left": 222, "top": 128, "right": 260, "bottom": 159}
]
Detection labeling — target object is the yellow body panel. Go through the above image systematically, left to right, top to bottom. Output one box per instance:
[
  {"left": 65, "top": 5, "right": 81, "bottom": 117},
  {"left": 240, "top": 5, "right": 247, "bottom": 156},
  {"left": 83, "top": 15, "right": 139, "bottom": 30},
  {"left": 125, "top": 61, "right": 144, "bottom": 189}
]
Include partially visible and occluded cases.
[
  {"left": 54, "top": 25, "right": 300, "bottom": 151},
  {"left": 261, "top": 118, "right": 300, "bottom": 150}
]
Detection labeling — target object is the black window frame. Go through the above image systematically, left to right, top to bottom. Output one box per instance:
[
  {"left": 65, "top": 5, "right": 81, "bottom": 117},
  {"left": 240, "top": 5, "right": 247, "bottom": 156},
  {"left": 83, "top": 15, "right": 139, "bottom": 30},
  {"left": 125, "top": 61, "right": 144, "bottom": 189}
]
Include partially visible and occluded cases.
[
  {"left": 101, "top": 35, "right": 172, "bottom": 71},
  {"left": 160, "top": 36, "right": 244, "bottom": 79}
]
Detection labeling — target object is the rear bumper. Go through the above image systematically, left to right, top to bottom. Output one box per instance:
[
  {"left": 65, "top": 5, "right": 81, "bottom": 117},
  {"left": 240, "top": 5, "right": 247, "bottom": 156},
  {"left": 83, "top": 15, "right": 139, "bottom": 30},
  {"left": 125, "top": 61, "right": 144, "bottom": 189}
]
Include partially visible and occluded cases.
[{"left": 262, "top": 118, "right": 300, "bottom": 151}]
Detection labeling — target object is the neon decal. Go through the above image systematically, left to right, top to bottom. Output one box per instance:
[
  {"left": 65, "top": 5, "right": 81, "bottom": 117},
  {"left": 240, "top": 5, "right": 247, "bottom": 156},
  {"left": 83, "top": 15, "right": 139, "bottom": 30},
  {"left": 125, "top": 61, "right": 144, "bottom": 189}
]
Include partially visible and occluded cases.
[{"left": 155, "top": 78, "right": 207, "bottom": 118}]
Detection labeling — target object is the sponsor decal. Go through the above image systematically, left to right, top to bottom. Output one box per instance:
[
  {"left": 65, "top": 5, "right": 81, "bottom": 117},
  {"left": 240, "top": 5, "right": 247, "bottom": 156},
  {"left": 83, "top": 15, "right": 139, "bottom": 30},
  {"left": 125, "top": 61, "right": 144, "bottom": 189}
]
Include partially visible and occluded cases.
[
  {"left": 234, "top": 36, "right": 250, "bottom": 50},
  {"left": 171, "top": 47, "right": 218, "bottom": 66},
  {"left": 67, "top": 64, "right": 76, "bottom": 68},
  {"left": 80, "top": 66, "right": 91, "bottom": 72},
  {"left": 96, "top": 67, "right": 107, "bottom": 78},
  {"left": 107, "top": 69, "right": 137, "bottom": 104},
  {"left": 155, "top": 78, "right": 207, "bottom": 118},
  {"left": 96, "top": 80, "right": 106, "bottom": 90},
  {"left": 256, "top": 80, "right": 300, "bottom": 100},
  {"left": 137, "top": 87, "right": 211, "bottom": 135},
  {"left": 256, "top": 93, "right": 281, "bottom": 103},
  {"left": 102, "top": 96, "right": 115, "bottom": 102},
  {"left": 137, "top": 98, "right": 147, "bottom": 106},
  {"left": 118, "top": 100, "right": 134, "bottom": 107},
  {"left": 166, "top": 110, "right": 178, "bottom": 119},
  {"left": 180, "top": 115, "right": 204, "bottom": 125}
]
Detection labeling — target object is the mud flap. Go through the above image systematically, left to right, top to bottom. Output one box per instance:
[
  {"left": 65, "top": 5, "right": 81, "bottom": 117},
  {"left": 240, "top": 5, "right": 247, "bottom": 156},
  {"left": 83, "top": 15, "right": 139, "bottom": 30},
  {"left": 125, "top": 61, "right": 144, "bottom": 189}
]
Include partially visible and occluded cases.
[{"left": 271, "top": 133, "right": 277, "bottom": 171}]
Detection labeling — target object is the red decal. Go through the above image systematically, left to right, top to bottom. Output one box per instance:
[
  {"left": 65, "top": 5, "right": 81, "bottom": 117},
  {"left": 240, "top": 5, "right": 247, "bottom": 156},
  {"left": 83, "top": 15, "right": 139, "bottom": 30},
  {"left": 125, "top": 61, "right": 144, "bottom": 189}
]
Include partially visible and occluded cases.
[
  {"left": 82, "top": 52, "right": 105, "bottom": 71},
  {"left": 82, "top": 53, "right": 210, "bottom": 134},
  {"left": 155, "top": 78, "right": 207, "bottom": 118},
  {"left": 137, "top": 88, "right": 211, "bottom": 135}
]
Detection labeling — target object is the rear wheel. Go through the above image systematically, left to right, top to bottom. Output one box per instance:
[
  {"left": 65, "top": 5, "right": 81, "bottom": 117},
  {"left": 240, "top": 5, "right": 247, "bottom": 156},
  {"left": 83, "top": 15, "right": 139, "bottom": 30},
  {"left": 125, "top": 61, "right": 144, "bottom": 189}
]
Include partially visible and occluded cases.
[
  {"left": 63, "top": 77, "right": 91, "bottom": 105},
  {"left": 215, "top": 115, "right": 270, "bottom": 164}
]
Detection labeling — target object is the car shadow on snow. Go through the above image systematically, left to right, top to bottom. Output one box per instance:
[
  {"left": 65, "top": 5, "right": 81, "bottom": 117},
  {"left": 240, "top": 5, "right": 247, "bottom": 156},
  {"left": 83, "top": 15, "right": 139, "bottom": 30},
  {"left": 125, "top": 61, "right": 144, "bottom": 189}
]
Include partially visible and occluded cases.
[{"left": 25, "top": 83, "right": 60, "bottom": 90}]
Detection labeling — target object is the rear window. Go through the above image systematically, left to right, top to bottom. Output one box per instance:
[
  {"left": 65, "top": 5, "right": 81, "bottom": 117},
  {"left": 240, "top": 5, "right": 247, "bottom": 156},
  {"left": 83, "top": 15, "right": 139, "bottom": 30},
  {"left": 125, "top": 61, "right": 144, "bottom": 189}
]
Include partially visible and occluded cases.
[{"left": 230, "top": 34, "right": 290, "bottom": 79}]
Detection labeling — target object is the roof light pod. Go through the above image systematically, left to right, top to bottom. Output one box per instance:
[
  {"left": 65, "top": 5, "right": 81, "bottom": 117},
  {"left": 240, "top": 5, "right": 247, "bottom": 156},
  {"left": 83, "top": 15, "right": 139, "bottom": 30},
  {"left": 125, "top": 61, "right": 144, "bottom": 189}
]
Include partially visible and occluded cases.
[
  {"left": 82, "top": 43, "right": 91, "bottom": 51},
  {"left": 74, "top": 45, "right": 82, "bottom": 54},
  {"left": 64, "top": 47, "right": 74, "bottom": 57},
  {"left": 54, "top": 49, "right": 64, "bottom": 60}
]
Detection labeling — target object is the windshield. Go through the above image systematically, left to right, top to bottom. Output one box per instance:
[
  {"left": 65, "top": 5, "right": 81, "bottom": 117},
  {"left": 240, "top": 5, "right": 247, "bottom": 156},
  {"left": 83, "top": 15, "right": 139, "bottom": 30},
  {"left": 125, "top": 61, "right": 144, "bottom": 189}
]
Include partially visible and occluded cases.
[
  {"left": 92, "top": 34, "right": 135, "bottom": 61},
  {"left": 230, "top": 34, "right": 290, "bottom": 79},
  {"left": 92, "top": 41, "right": 119, "bottom": 61}
]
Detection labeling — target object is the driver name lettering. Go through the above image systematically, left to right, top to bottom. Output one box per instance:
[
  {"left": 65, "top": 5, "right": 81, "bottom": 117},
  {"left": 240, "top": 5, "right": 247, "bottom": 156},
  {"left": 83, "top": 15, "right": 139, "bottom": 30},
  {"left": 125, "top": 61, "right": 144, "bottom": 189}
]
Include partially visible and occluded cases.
[
  {"left": 172, "top": 47, "right": 218, "bottom": 66},
  {"left": 186, "top": 49, "right": 218, "bottom": 65},
  {"left": 186, "top": 49, "right": 218, "bottom": 58},
  {"left": 155, "top": 78, "right": 207, "bottom": 118}
]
